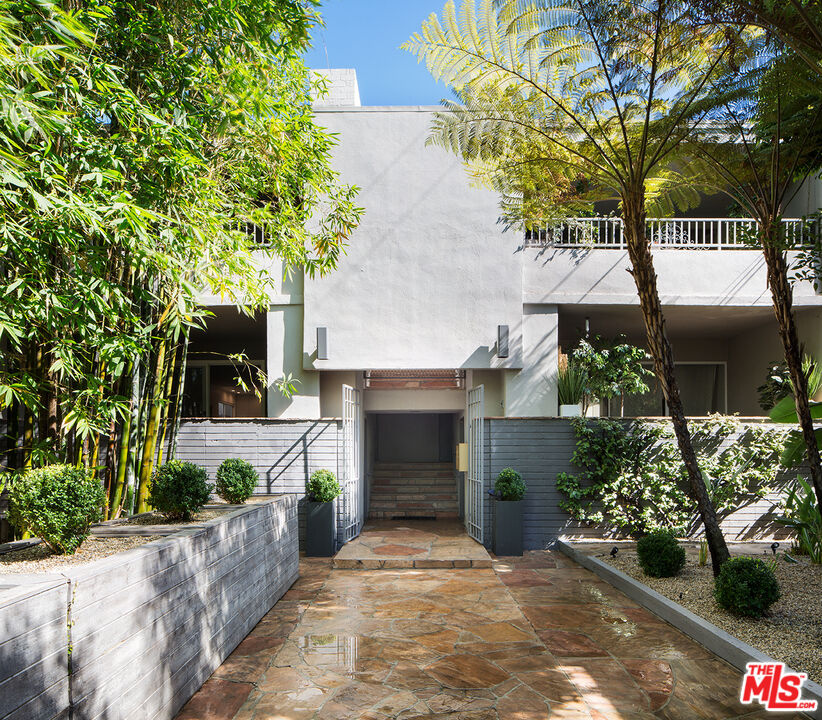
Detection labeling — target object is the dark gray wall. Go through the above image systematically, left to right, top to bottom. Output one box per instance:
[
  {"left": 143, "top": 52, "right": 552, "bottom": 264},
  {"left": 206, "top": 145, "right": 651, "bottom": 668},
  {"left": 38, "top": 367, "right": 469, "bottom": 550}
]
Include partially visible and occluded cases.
[
  {"left": 373, "top": 413, "right": 454, "bottom": 463},
  {"left": 482, "top": 418, "right": 797, "bottom": 550},
  {"left": 174, "top": 419, "right": 339, "bottom": 542},
  {"left": 0, "top": 497, "right": 298, "bottom": 720},
  {"left": 0, "top": 577, "right": 69, "bottom": 720}
]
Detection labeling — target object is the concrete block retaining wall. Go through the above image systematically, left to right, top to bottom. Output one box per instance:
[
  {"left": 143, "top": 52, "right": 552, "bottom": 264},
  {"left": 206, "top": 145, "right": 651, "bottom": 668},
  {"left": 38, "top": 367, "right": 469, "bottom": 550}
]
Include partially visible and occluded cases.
[{"left": 0, "top": 496, "right": 298, "bottom": 720}]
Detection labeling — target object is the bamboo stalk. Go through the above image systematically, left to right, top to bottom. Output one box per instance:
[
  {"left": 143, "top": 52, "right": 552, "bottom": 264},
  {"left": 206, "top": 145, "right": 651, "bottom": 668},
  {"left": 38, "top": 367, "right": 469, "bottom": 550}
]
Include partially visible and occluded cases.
[
  {"left": 135, "top": 336, "right": 168, "bottom": 513},
  {"left": 155, "top": 342, "right": 179, "bottom": 468}
]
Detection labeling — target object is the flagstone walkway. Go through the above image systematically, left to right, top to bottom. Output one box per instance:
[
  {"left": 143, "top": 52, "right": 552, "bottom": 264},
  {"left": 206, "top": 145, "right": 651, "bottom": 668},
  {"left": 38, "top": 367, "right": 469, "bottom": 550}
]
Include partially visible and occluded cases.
[
  {"left": 333, "top": 520, "right": 492, "bottom": 569},
  {"left": 175, "top": 546, "right": 805, "bottom": 719}
]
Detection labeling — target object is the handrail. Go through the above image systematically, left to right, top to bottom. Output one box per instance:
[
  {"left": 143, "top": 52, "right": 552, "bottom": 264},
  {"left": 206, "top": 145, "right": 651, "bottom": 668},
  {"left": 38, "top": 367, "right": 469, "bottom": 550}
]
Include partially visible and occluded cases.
[{"left": 524, "top": 217, "right": 819, "bottom": 250}]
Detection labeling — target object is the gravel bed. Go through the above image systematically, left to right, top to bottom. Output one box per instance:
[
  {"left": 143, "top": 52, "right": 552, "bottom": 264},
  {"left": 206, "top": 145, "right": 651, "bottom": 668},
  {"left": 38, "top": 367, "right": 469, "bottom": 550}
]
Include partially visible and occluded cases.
[
  {"left": 0, "top": 507, "right": 232, "bottom": 575},
  {"left": 127, "top": 508, "right": 229, "bottom": 526},
  {"left": 0, "top": 535, "right": 156, "bottom": 575},
  {"left": 596, "top": 543, "right": 822, "bottom": 685}
]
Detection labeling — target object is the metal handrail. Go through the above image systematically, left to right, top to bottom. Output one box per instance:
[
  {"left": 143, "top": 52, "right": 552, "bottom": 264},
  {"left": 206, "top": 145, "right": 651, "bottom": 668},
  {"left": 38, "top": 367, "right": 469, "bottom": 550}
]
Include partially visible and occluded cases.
[{"left": 524, "top": 217, "right": 818, "bottom": 250}]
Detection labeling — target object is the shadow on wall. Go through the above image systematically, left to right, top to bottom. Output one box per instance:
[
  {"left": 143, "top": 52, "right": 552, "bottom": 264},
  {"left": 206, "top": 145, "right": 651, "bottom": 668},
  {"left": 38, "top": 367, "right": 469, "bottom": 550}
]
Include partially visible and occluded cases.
[
  {"left": 262, "top": 421, "right": 330, "bottom": 493},
  {"left": 66, "top": 501, "right": 297, "bottom": 719},
  {"left": 0, "top": 576, "right": 69, "bottom": 720}
]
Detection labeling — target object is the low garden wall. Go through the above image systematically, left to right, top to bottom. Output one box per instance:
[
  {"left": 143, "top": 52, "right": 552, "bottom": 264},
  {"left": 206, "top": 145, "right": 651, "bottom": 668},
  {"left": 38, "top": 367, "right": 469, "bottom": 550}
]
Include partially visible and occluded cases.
[
  {"left": 483, "top": 417, "right": 799, "bottom": 550},
  {"left": 175, "top": 419, "right": 340, "bottom": 543},
  {"left": 0, "top": 495, "right": 298, "bottom": 720}
]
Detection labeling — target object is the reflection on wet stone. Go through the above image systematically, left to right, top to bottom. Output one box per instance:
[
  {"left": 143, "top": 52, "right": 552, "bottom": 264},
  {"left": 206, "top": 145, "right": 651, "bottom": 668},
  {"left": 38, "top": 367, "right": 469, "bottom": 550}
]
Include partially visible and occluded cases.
[{"left": 175, "top": 530, "right": 762, "bottom": 720}]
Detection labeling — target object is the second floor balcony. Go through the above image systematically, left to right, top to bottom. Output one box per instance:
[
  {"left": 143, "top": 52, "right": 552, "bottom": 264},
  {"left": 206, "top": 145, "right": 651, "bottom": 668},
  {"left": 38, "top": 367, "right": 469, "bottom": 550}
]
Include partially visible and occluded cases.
[{"left": 524, "top": 217, "right": 819, "bottom": 250}]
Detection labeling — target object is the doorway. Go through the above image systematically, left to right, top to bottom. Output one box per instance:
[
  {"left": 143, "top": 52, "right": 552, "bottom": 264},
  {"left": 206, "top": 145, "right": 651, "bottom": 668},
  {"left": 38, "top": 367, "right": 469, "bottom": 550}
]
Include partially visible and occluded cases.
[{"left": 367, "top": 412, "right": 458, "bottom": 520}]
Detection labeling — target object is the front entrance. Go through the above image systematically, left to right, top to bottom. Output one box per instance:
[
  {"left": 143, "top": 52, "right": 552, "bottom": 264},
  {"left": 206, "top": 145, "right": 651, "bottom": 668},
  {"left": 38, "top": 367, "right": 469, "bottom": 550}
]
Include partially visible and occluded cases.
[
  {"left": 333, "top": 374, "right": 487, "bottom": 552},
  {"left": 367, "top": 413, "right": 458, "bottom": 521}
]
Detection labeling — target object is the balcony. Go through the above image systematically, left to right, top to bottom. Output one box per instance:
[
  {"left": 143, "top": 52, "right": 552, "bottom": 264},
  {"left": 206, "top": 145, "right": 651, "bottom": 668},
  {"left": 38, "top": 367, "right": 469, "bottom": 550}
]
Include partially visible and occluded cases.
[{"left": 524, "top": 217, "right": 818, "bottom": 250}]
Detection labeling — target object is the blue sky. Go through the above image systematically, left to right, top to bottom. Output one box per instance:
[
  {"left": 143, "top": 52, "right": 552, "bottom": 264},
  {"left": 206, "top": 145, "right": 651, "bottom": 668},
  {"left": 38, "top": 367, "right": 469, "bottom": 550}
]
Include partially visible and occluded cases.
[{"left": 304, "top": 0, "right": 451, "bottom": 106}]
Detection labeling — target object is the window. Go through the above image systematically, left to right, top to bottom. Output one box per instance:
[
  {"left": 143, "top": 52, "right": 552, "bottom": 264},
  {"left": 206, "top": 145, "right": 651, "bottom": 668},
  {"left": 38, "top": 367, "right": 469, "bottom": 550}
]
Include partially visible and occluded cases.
[
  {"left": 608, "top": 362, "right": 727, "bottom": 417},
  {"left": 181, "top": 363, "right": 266, "bottom": 418}
]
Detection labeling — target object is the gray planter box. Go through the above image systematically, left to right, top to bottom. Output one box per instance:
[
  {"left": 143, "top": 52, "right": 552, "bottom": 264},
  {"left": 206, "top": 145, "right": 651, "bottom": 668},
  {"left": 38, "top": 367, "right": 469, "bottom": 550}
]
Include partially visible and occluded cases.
[
  {"left": 494, "top": 499, "right": 523, "bottom": 556},
  {"left": 306, "top": 501, "right": 337, "bottom": 557}
]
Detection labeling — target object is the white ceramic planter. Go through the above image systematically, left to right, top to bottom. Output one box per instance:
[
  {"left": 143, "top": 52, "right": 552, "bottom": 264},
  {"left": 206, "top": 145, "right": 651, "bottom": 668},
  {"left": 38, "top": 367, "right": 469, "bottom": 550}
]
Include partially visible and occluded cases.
[{"left": 559, "top": 404, "right": 582, "bottom": 417}]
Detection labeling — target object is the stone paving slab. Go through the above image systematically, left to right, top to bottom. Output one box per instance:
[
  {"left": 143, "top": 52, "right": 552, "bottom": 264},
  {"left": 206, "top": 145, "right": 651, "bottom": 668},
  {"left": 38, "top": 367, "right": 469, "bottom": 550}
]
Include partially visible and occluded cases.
[
  {"left": 332, "top": 520, "right": 492, "bottom": 569},
  {"left": 174, "top": 548, "right": 801, "bottom": 720}
]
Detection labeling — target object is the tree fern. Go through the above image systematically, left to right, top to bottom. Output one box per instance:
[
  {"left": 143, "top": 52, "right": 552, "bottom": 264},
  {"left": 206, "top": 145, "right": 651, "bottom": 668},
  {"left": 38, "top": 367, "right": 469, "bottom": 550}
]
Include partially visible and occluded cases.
[{"left": 406, "top": 0, "right": 740, "bottom": 574}]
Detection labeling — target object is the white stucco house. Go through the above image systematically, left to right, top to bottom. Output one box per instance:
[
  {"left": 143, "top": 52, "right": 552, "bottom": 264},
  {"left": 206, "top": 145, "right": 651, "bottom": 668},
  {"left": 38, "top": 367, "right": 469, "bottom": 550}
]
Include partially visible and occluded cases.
[{"left": 177, "top": 69, "right": 822, "bottom": 547}]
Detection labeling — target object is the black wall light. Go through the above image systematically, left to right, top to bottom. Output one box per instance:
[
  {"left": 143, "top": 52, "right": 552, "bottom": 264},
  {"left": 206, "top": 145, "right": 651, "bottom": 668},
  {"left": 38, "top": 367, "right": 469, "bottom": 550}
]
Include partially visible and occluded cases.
[
  {"left": 497, "top": 325, "right": 509, "bottom": 358},
  {"left": 317, "top": 327, "right": 328, "bottom": 360}
]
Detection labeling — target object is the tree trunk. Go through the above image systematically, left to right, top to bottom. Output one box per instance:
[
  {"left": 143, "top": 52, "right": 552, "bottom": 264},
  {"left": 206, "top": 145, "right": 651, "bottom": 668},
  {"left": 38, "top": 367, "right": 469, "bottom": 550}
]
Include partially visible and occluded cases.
[
  {"left": 622, "top": 190, "right": 730, "bottom": 576},
  {"left": 761, "top": 235, "right": 822, "bottom": 512}
]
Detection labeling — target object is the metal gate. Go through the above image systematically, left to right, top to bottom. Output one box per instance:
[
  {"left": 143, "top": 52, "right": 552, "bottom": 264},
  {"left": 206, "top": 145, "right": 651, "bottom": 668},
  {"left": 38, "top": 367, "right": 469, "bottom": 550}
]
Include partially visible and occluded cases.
[
  {"left": 338, "top": 384, "right": 363, "bottom": 544},
  {"left": 465, "top": 385, "right": 485, "bottom": 543}
]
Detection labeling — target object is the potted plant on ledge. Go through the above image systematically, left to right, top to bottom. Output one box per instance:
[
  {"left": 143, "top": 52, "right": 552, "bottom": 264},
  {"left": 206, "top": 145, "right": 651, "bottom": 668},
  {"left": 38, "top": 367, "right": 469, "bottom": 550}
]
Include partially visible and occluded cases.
[
  {"left": 557, "top": 354, "right": 586, "bottom": 417},
  {"left": 493, "top": 467, "right": 526, "bottom": 556},
  {"left": 306, "top": 469, "right": 341, "bottom": 557}
]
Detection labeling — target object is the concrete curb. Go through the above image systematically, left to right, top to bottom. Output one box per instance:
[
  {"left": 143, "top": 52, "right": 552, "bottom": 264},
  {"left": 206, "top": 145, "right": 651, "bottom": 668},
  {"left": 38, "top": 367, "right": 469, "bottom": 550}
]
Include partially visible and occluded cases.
[{"left": 557, "top": 540, "right": 822, "bottom": 719}]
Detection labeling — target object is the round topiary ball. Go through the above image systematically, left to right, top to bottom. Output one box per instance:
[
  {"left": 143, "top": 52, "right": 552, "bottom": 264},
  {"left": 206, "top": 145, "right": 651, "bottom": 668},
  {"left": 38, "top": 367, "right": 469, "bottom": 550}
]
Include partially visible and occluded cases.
[
  {"left": 215, "top": 458, "right": 258, "bottom": 504},
  {"left": 148, "top": 460, "right": 213, "bottom": 521},
  {"left": 9, "top": 465, "right": 106, "bottom": 554},
  {"left": 495, "top": 468, "right": 526, "bottom": 501},
  {"left": 307, "top": 469, "right": 340, "bottom": 503},
  {"left": 636, "top": 530, "right": 686, "bottom": 577},
  {"left": 714, "top": 557, "right": 780, "bottom": 618}
]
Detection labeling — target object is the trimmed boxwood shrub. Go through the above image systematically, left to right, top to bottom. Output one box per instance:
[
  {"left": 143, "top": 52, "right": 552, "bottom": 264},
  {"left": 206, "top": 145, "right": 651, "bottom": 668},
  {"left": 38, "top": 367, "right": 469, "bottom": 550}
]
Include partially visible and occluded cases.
[
  {"left": 215, "top": 458, "right": 258, "bottom": 504},
  {"left": 148, "top": 460, "right": 213, "bottom": 521},
  {"left": 9, "top": 465, "right": 106, "bottom": 554},
  {"left": 495, "top": 468, "right": 526, "bottom": 501},
  {"left": 307, "top": 469, "right": 340, "bottom": 503},
  {"left": 636, "top": 530, "right": 686, "bottom": 577},
  {"left": 714, "top": 557, "right": 781, "bottom": 618}
]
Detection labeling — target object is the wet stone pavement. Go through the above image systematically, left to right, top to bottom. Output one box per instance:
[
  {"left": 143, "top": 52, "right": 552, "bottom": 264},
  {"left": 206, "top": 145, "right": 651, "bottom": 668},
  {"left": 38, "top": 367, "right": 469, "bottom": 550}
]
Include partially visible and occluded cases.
[{"left": 176, "top": 549, "right": 806, "bottom": 720}]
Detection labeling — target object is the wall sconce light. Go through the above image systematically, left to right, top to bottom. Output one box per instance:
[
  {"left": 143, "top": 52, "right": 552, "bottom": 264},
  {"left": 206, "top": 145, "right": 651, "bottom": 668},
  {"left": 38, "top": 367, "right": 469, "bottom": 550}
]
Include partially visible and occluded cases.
[
  {"left": 497, "top": 325, "right": 509, "bottom": 358},
  {"left": 317, "top": 327, "right": 328, "bottom": 360}
]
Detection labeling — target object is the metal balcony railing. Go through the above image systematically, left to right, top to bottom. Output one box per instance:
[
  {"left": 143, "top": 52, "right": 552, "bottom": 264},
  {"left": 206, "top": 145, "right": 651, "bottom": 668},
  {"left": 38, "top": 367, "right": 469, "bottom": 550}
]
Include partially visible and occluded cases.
[{"left": 524, "top": 217, "right": 819, "bottom": 250}]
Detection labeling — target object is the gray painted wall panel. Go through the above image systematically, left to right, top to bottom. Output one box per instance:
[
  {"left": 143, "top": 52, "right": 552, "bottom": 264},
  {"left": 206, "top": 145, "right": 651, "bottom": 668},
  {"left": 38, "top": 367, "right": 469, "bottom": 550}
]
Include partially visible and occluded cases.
[
  {"left": 484, "top": 418, "right": 798, "bottom": 550},
  {"left": 174, "top": 419, "right": 340, "bottom": 543},
  {"left": 0, "top": 579, "right": 69, "bottom": 720}
]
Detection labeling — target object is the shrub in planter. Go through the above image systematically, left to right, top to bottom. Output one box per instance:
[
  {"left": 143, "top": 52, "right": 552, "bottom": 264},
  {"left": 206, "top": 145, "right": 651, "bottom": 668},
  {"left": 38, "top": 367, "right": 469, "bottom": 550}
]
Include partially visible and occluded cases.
[
  {"left": 215, "top": 458, "right": 258, "bottom": 504},
  {"left": 148, "top": 460, "right": 213, "bottom": 521},
  {"left": 9, "top": 465, "right": 106, "bottom": 554},
  {"left": 494, "top": 468, "right": 526, "bottom": 501},
  {"left": 494, "top": 468, "right": 526, "bottom": 556},
  {"left": 306, "top": 469, "right": 340, "bottom": 557},
  {"left": 307, "top": 469, "right": 341, "bottom": 503},
  {"left": 636, "top": 530, "right": 686, "bottom": 577},
  {"left": 714, "top": 557, "right": 781, "bottom": 618}
]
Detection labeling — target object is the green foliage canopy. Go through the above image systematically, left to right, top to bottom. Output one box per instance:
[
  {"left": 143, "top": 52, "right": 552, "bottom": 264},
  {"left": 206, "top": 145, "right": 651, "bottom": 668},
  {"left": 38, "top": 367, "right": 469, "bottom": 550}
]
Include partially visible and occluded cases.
[
  {"left": 0, "top": 0, "right": 361, "bottom": 509},
  {"left": 571, "top": 336, "right": 653, "bottom": 412}
]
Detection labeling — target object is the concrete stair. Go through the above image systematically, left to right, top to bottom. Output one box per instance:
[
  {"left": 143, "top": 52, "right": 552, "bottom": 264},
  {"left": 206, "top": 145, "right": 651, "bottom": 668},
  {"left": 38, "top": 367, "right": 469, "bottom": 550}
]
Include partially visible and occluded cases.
[{"left": 368, "top": 462, "right": 458, "bottom": 520}]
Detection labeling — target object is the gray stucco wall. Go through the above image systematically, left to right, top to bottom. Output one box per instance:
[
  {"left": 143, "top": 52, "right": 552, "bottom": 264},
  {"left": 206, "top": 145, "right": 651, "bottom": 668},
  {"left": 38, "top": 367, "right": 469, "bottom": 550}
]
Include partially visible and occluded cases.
[
  {"left": 306, "top": 108, "right": 525, "bottom": 374},
  {"left": 482, "top": 418, "right": 797, "bottom": 550},
  {"left": 0, "top": 496, "right": 298, "bottom": 720}
]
